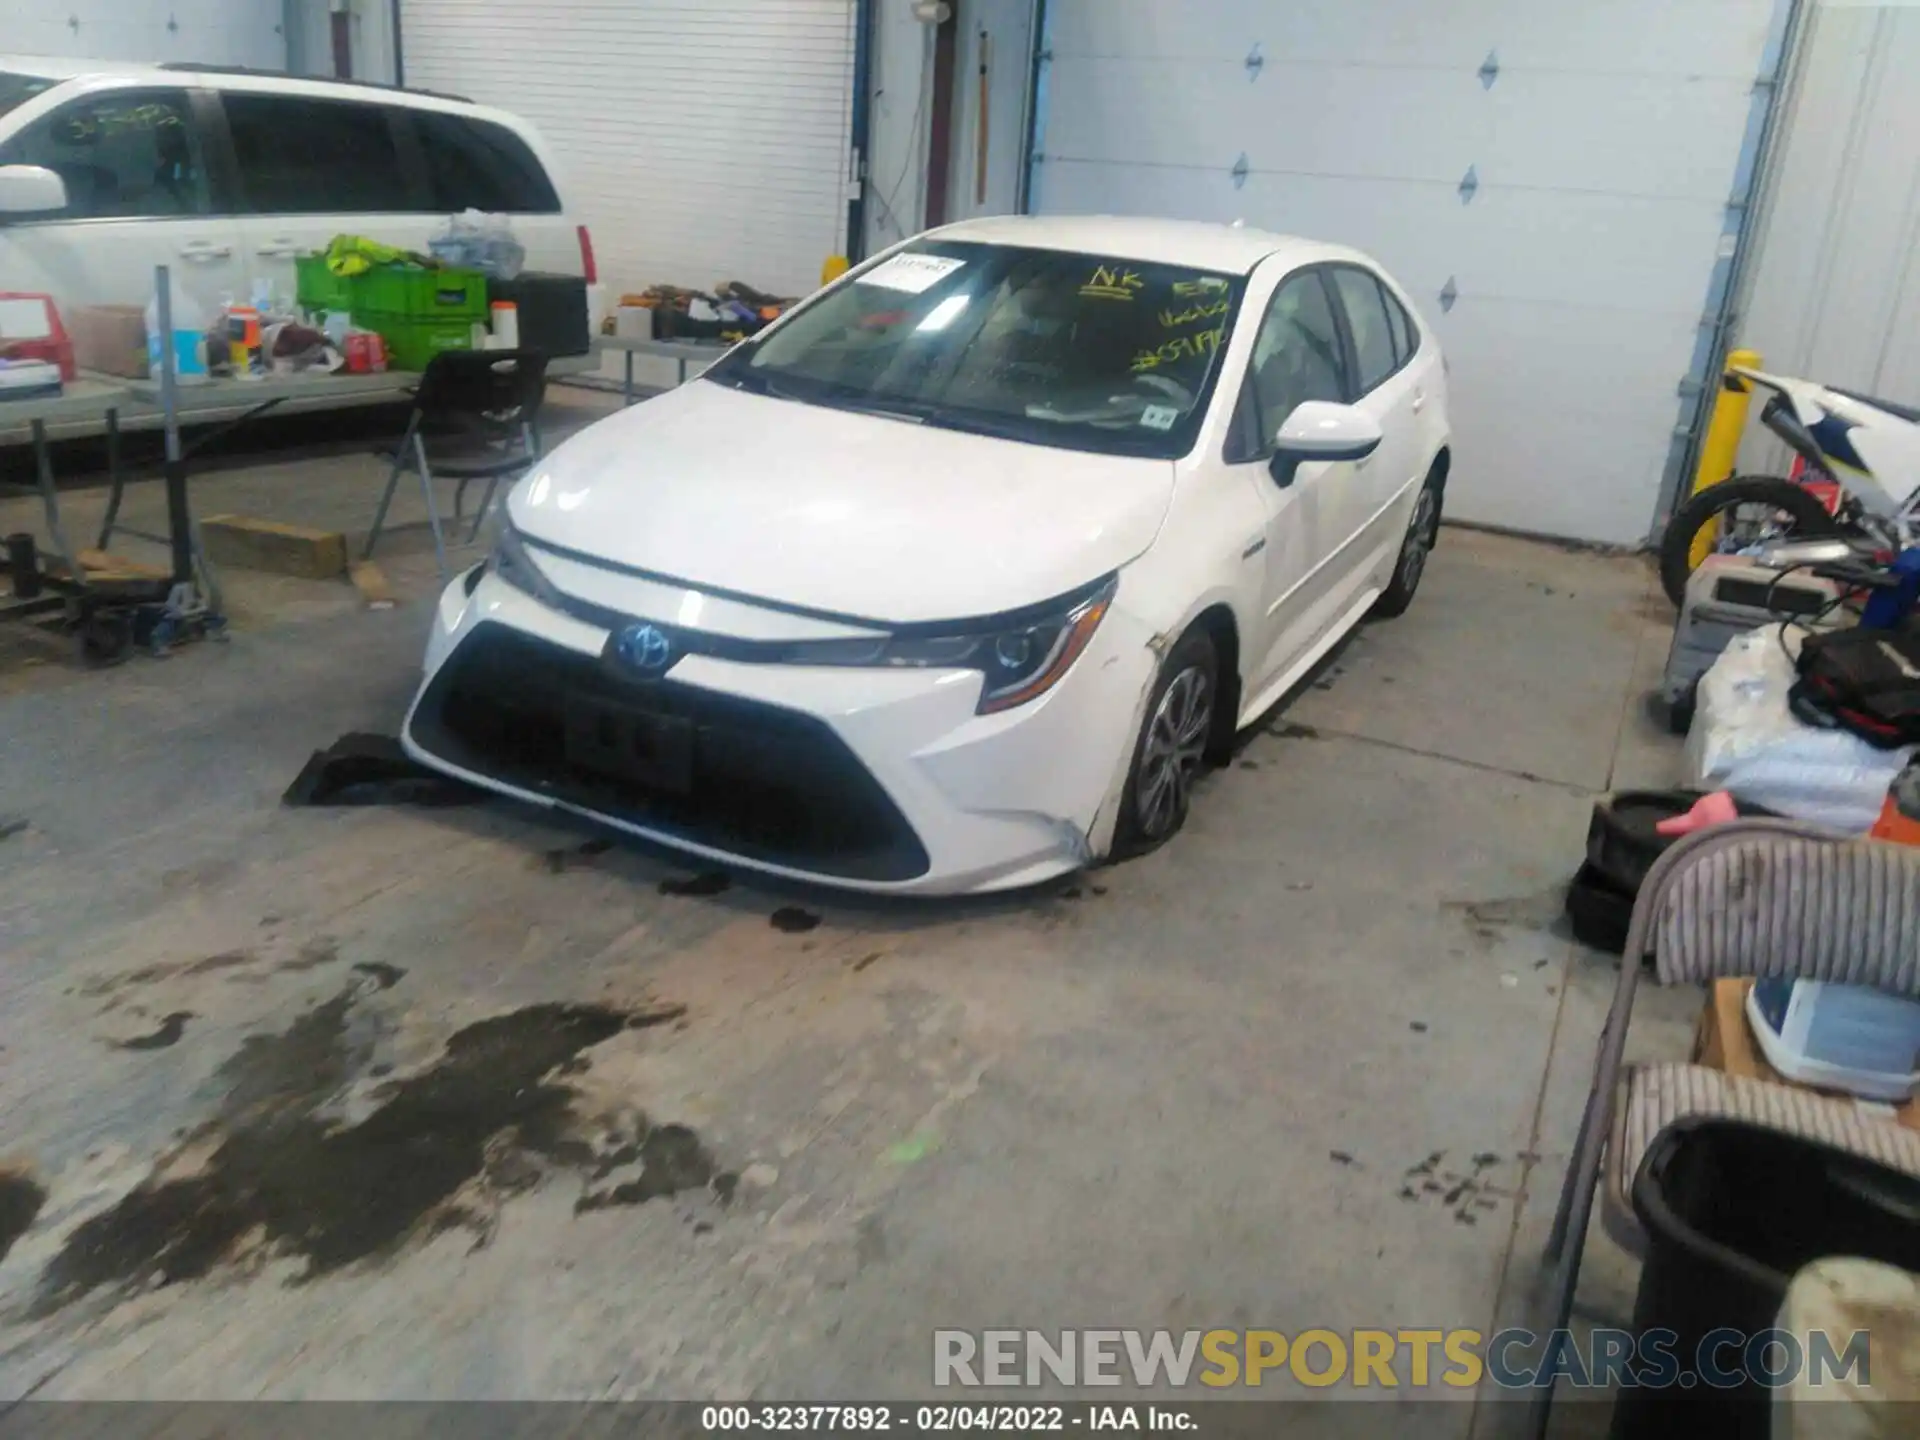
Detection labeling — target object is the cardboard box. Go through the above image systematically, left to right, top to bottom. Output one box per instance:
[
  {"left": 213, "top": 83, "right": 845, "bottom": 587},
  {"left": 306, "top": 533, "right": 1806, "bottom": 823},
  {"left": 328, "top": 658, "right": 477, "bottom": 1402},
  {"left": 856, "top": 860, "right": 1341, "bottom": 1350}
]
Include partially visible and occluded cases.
[
  {"left": 67, "top": 304, "right": 149, "bottom": 378},
  {"left": 1692, "top": 977, "right": 1920, "bottom": 1132}
]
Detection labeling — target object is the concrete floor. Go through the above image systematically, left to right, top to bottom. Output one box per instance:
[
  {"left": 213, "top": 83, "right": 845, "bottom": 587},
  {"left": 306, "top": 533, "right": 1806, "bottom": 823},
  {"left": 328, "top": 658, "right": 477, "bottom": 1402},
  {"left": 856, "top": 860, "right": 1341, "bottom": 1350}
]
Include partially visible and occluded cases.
[{"left": 0, "top": 429, "right": 1704, "bottom": 1432}]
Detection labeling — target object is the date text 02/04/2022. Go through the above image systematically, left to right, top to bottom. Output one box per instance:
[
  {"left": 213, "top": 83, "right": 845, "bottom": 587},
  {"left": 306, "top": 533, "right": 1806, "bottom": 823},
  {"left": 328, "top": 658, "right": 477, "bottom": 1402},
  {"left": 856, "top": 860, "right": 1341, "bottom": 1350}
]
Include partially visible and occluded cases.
[{"left": 698, "top": 1403, "right": 1199, "bottom": 1431}]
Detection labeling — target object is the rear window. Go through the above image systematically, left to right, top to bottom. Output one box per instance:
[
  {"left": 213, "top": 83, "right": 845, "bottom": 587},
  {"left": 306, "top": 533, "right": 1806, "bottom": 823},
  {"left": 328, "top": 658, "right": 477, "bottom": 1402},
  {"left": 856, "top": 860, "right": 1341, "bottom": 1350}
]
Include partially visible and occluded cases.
[
  {"left": 0, "top": 71, "right": 60, "bottom": 123},
  {"left": 222, "top": 93, "right": 414, "bottom": 214},
  {"left": 414, "top": 110, "right": 559, "bottom": 213}
]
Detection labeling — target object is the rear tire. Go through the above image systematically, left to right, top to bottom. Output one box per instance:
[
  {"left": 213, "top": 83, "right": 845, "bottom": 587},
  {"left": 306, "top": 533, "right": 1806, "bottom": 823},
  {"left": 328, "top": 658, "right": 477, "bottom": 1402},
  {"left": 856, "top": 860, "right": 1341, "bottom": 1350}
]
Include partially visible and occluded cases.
[
  {"left": 1372, "top": 473, "right": 1441, "bottom": 620},
  {"left": 1658, "top": 475, "right": 1841, "bottom": 608},
  {"left": 1113, "top": 629, "right": 1218, "bottom": 856}
]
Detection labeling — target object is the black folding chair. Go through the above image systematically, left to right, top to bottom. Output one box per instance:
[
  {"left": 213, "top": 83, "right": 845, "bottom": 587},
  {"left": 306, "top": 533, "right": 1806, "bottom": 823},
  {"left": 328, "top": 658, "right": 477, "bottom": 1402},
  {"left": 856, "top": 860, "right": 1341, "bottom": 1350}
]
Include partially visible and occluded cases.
[{"left": 364, "top": 348, "right": 548, "bottom": 575}]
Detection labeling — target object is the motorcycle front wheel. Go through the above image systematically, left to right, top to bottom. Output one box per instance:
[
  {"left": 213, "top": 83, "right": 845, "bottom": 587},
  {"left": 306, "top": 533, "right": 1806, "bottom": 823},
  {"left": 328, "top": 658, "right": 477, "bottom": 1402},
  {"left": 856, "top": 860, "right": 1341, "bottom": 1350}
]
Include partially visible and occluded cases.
[{"left": 1658, "top": 474, "right": 1845, "bottom": 607}]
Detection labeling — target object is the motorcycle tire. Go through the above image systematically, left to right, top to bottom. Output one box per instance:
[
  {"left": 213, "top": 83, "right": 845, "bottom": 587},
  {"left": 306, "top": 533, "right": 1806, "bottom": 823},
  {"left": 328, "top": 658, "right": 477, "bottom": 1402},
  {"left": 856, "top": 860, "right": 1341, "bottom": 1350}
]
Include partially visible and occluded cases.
[{"left": 1658, "top": 474, "right": 1845, "bottom": 608}]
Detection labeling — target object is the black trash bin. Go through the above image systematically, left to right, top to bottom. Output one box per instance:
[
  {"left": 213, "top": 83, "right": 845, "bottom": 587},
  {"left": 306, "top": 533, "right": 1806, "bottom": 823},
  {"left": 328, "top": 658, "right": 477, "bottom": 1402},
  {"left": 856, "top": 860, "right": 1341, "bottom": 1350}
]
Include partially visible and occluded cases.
[{"left": 1609, "top": 1117, "right": 1920, "bottom": 1439}]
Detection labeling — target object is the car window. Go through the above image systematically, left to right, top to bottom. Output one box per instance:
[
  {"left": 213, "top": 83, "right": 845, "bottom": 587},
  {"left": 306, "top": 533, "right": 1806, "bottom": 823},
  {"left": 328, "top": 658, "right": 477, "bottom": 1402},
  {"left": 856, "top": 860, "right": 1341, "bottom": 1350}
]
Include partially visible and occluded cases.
[
  {"left": 0, "top": 71, "right": 62, "bottom": 123},
  {"left": 0, "top": 88, "right": 207, "bottom": 219},
  {"left": 222, "top": 93, "right": 414, "bottom": 214},
  {"left": 413, "top": 110, "right": 560, "bottom": 213},
  {"left": 708, "top": 241, "right": 1245, "bottom": 461},
  {"left": 1330, "top": 267, "right": 1399, "bottom": 394},
  {"left": 1244, "top": 270, "right": 1349, "bottom": 448},
  {"left": 1384, "top": 285, "right": 1418, "bottom": 365}
]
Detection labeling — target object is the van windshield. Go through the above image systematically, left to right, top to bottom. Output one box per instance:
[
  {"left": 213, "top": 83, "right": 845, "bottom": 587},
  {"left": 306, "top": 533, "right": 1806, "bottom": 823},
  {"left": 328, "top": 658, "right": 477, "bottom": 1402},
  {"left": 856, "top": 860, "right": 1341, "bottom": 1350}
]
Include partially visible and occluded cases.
[
  {"left": 0, "top": 72, "right": 59, "bottom": 122},
  {"left": 705, "top": 241, "right": 1245, "bottom": 461}
]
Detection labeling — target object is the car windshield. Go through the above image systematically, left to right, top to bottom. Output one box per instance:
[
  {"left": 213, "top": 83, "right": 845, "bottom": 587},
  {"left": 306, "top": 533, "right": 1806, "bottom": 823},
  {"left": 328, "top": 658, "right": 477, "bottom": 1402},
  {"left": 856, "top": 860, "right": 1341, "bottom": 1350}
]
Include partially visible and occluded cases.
[
  {"left": 0, "top": 71, "right": 59, "bottom": 123},
  {"left": 707, "top": 240, "right": 1246, "bottom": 460}
]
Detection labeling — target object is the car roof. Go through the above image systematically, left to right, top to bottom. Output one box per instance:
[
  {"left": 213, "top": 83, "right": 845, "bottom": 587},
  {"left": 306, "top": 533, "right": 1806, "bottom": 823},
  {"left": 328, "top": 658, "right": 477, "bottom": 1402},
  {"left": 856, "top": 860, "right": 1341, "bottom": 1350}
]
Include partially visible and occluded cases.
[
  {"left": 0, "top": 53, "right": 481, "bottom": 114},
  {"left": 924, "top": 214, "right": 1370, "bottom": 276}
]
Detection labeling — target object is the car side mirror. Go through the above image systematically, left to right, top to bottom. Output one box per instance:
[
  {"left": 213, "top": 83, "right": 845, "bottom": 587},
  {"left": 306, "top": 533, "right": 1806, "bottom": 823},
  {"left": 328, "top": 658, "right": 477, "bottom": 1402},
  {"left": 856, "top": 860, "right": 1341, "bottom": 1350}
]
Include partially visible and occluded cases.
[
  {"left": 0, "top": 165, "right": 68, "bottom": 219},
  {"left": 1267, "top": 401, "right": 1383, "bottom": 488}
]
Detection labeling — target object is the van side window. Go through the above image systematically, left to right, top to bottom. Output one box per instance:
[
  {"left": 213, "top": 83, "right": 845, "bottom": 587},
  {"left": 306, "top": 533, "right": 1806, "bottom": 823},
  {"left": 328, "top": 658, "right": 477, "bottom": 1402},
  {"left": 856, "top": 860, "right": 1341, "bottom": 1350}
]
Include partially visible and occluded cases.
[
  {"left": 0, "top": 88, "right": 207, "bottom": 219},
  {"left": 222, "top": 94, "right": 415, "bottom": 214},
  {"left": 413, "top": 111, "right": 560, "bottom": 214}
]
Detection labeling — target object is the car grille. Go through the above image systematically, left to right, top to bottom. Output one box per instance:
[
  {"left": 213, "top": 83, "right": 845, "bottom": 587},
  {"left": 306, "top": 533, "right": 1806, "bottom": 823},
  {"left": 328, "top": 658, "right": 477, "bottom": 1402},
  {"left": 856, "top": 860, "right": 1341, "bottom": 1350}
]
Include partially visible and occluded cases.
[{"left": 409, "top": 622, "right": 931, "bottom": 882}]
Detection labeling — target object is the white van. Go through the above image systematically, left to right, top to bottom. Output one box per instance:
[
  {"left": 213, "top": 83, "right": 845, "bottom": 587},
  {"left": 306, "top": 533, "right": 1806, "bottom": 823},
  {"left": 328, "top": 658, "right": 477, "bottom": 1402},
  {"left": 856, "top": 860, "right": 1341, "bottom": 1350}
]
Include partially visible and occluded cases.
[{"left": 0, "top": 58, "right": 590, "bottom": 398}]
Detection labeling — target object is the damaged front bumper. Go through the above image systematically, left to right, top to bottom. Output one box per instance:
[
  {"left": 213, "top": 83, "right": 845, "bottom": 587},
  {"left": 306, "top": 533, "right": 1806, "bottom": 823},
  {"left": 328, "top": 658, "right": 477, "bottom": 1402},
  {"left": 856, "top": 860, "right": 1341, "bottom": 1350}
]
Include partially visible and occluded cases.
[{"left": 401, "top": 567, "right": 1159, "bottom": 895}]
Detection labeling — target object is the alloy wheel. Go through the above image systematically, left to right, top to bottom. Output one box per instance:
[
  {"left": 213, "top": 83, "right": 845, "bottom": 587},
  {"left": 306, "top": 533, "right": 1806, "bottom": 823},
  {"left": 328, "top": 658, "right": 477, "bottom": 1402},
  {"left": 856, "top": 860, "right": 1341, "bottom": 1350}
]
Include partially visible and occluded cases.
[
  {"left": 1399, "top": 486, "right": 1437, "bottom": 594},
  {"left": 1135, "top": 667, "right": 1213, "bottom": 839}
]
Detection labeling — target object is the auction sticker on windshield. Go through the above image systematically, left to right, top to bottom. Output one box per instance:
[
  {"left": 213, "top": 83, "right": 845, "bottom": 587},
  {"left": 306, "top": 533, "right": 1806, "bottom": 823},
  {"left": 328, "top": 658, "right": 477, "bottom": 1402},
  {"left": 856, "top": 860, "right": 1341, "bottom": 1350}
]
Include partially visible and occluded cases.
[
  {"left": 859, "top": 253, "right": 967, "bottom": 294},
  {"left": 1140, "top": 404, "right": 1180, "bottom": 431}
]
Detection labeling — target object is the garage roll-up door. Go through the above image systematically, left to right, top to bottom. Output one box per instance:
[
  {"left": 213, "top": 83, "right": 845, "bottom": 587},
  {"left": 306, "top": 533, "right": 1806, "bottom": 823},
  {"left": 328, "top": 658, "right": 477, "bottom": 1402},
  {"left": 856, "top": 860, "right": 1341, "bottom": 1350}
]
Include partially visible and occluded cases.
[
  {"left": 400, "top": 0, "right": 857, "bottom": 299},
  {"left": 1030, "top": 0, "right": 1788, "bottom": 544}
]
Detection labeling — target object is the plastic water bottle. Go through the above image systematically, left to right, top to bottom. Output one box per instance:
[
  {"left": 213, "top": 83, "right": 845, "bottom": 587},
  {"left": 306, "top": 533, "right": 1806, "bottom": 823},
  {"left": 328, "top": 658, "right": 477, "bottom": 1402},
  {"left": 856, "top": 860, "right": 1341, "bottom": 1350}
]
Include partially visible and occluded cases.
[{"left": 145, "top": 275, "right": 209, "bottom": 385}]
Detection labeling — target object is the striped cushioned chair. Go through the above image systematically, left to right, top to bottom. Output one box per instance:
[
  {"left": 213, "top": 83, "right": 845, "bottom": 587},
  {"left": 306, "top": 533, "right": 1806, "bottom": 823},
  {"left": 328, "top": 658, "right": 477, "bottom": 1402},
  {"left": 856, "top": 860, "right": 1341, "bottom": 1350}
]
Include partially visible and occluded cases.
[{"left": 1528, "top": 818, "right": 1920, "bottom": 1439}]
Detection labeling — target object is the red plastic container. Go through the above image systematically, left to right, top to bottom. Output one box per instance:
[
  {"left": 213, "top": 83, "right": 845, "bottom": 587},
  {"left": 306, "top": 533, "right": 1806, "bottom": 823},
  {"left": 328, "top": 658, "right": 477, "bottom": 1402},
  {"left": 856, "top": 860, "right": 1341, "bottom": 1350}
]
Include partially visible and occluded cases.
[{"left": 0, "top": 292, "right": 75, "bottom": 381}]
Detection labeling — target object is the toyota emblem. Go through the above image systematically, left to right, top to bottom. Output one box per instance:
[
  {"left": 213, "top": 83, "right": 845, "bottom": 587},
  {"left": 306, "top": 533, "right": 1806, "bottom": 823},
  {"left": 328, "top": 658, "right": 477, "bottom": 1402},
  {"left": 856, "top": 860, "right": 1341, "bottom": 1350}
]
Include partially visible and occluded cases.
[{"left": 615, "top": 622, "right": 675, "bottom": 676}]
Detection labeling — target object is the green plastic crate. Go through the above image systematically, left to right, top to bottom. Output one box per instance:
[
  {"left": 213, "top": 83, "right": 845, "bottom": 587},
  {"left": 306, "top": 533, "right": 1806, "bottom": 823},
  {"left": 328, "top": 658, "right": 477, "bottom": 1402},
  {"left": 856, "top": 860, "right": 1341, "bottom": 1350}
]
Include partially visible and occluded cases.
[
  {"left": 295, "top": 254, "right": 352, "bottom": 314},
  {"left": 349, "top": 264, "right": 487, "bottom": 320},
  {"left": 353, "top": 309, "right": 476, "bottom": 372}
]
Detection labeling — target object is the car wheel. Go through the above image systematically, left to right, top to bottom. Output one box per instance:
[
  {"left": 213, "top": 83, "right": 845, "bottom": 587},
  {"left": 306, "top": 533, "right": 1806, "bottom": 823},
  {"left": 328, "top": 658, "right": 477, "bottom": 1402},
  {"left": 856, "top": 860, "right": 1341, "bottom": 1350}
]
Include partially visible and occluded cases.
[
  {"left": 1371, "top": 474, "right": 1441, "bottom": 620},
  {"left": 1114, "top": 629, "right": 1218, "bottom": 855}
]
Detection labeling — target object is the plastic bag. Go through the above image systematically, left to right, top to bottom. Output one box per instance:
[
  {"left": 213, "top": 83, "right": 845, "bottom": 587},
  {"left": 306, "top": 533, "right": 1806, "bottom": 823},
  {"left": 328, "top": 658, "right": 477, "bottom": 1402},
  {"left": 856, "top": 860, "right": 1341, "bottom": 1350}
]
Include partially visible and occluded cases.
[
  {"left": 429, "top": 210, "right": 525, "bottom": 279},
  {"left": 1687, "top": 624, "right": 1916, "bottom": 832}
]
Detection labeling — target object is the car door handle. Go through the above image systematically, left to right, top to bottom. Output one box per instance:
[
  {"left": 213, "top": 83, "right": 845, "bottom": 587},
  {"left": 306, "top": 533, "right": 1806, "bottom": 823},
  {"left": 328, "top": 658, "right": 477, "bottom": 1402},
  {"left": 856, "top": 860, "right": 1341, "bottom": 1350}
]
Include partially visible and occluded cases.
[
  {"left": 256, "top": 238, "right": 306, "bottom": 257},
  {"left": 177, "top": 240, "right": 232, "bottom": 261},
  {"left": 1412, "top": 390, "right": 1427, "bottom": 414}
]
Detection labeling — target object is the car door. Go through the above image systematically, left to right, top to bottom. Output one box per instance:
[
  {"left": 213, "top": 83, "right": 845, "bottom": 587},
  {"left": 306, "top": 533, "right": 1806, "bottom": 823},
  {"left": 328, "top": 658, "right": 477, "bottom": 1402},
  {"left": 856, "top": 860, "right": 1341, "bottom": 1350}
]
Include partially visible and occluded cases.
[
  {"left": 0, "top": 84, "right": 246, "bottom": 320},
  {"left": 212, "top": 89, "right": 440, "bottom": 309},
  {"left": 1225, "top": 264, "right": 1361, "bottom": 698},
  {"left": 1326, "top": 265, "right": 1425, "bottom": 579}
]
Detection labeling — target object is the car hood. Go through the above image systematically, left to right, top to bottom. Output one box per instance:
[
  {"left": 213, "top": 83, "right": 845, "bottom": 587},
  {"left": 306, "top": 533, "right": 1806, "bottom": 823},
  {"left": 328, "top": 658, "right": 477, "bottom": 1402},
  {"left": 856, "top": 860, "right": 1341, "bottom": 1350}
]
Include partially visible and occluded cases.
[{"left": 508, "top": 379, "right": 1175, "bottom": 623}]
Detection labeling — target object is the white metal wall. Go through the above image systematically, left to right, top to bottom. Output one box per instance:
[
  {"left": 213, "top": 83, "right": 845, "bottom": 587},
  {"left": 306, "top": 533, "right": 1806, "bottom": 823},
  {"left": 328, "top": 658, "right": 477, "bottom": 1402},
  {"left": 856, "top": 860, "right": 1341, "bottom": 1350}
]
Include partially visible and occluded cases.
[
  {"left": 0, "top": 0, "right": 282, "bottom": 69},
  {"left": 400, "top": 0, "right": 858, "bottom": 301},
  {"left": 1028, "top": 0, "right": 1785, "bottom": 544},
  {"left": 1735, "top": 0, "right": 1920, "bottom": 472}
]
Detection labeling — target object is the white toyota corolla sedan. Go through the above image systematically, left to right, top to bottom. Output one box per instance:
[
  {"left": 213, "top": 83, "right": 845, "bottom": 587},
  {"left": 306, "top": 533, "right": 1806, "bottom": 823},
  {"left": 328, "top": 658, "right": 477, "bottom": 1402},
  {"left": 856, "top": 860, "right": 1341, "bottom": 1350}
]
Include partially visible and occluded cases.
[{"left": 403, "top": 216, "right": 1452, "bottom": 894}]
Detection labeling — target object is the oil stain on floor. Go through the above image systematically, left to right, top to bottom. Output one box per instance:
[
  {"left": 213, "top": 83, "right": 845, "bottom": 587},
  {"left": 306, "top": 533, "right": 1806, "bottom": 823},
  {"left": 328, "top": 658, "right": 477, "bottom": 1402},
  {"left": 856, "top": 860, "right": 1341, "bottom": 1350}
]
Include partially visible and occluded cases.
[
  {"left": 34, "top": 989, "right": 728, "bottom": 1314},
  {"left": 0, "top": 1168, "right": 47, "bottom": 1265}
]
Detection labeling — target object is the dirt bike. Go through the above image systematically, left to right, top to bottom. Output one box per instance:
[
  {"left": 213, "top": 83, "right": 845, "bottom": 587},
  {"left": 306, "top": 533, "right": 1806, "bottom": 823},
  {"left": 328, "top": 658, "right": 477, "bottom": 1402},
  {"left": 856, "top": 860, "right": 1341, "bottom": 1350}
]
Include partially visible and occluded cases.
[{"left": 1658, "top": 366, "right": 1920, "bottom": 606}]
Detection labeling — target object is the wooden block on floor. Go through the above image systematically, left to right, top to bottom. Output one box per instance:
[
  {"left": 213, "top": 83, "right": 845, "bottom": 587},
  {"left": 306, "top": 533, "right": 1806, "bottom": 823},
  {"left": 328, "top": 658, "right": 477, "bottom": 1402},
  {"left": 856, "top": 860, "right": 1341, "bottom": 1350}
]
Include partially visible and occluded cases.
[
  {"left": 200, "top": 515, "right": 347, "bottom": 580},
  {"left": 77, "top": 548, "right": 168, "bottom": 580},
  {"left": 348, "top": 559, "right": 396, "bottom": 609}
]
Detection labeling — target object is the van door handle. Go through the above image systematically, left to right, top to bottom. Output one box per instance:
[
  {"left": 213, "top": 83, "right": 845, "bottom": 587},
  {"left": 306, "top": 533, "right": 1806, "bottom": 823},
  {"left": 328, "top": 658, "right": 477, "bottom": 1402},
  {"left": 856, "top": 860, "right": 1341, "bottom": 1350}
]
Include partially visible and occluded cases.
[
  {"left": 255, "top": 238, "right": 305, "bottom": 257},
  {"left": 178, "top": 240, "right": 232, "bottom": 261},
  {"left": 1412, "top": 389, "right": 1427, "bottom": 414}
]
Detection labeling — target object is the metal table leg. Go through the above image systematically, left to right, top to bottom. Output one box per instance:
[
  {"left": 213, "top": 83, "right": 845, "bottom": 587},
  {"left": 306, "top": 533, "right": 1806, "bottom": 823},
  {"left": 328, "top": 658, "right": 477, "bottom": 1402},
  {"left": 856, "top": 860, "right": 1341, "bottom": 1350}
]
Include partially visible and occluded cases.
[
  {"left": 623, "top": 350, "right": 635, "bottom": 406},
  {"left": 677, "top": 357, "right": 689, "bottom": 387},
  {"left": 96, "top": 406, "right": 124, "bottom": 549},
  {"left": 30, "top": 419, "right": 80, "bottom": 582}
]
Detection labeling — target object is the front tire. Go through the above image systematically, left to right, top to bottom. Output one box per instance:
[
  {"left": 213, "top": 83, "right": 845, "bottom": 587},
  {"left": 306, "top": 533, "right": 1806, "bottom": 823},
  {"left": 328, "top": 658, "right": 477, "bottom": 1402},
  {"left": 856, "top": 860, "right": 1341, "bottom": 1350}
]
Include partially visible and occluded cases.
[
  {"left": 1658, "top": 475, "right": 1842, "bottom": 608},
  {"left": 1114, "top": 629, "right": 1218, "bottom": 855}
]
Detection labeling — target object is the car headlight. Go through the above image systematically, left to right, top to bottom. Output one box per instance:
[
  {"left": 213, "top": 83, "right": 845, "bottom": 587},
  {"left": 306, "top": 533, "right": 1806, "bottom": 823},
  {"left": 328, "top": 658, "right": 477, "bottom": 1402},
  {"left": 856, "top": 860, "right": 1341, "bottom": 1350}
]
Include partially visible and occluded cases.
[
  {"left": 490, "top": 521, "right": 568, "bottom": 609},
  {"left": 778, "top": 574, "right": 1118, "bottom": 715}
]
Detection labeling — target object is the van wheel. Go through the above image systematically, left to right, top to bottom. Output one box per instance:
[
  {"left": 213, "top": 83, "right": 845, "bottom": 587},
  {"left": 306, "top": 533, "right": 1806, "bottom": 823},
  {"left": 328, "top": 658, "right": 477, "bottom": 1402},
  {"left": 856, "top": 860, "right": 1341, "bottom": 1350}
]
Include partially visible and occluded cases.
[
  {"left": 1372, "top": 475, "right": 1441, "bottom": 620},
  {"left": 1114, "top": 629, "right": 1217, "bottom": 855}
]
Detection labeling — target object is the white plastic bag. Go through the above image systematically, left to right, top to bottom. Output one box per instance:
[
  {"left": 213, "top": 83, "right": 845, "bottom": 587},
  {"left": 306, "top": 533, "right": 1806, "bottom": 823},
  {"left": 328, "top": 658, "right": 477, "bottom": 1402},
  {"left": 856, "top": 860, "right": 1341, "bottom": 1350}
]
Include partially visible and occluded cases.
[
  {"left": 429, "top": 210, "right": 525, "bottom": 279},
  {"left": 1687, "top": 624, "right": 1915, "bottom": 832}
]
